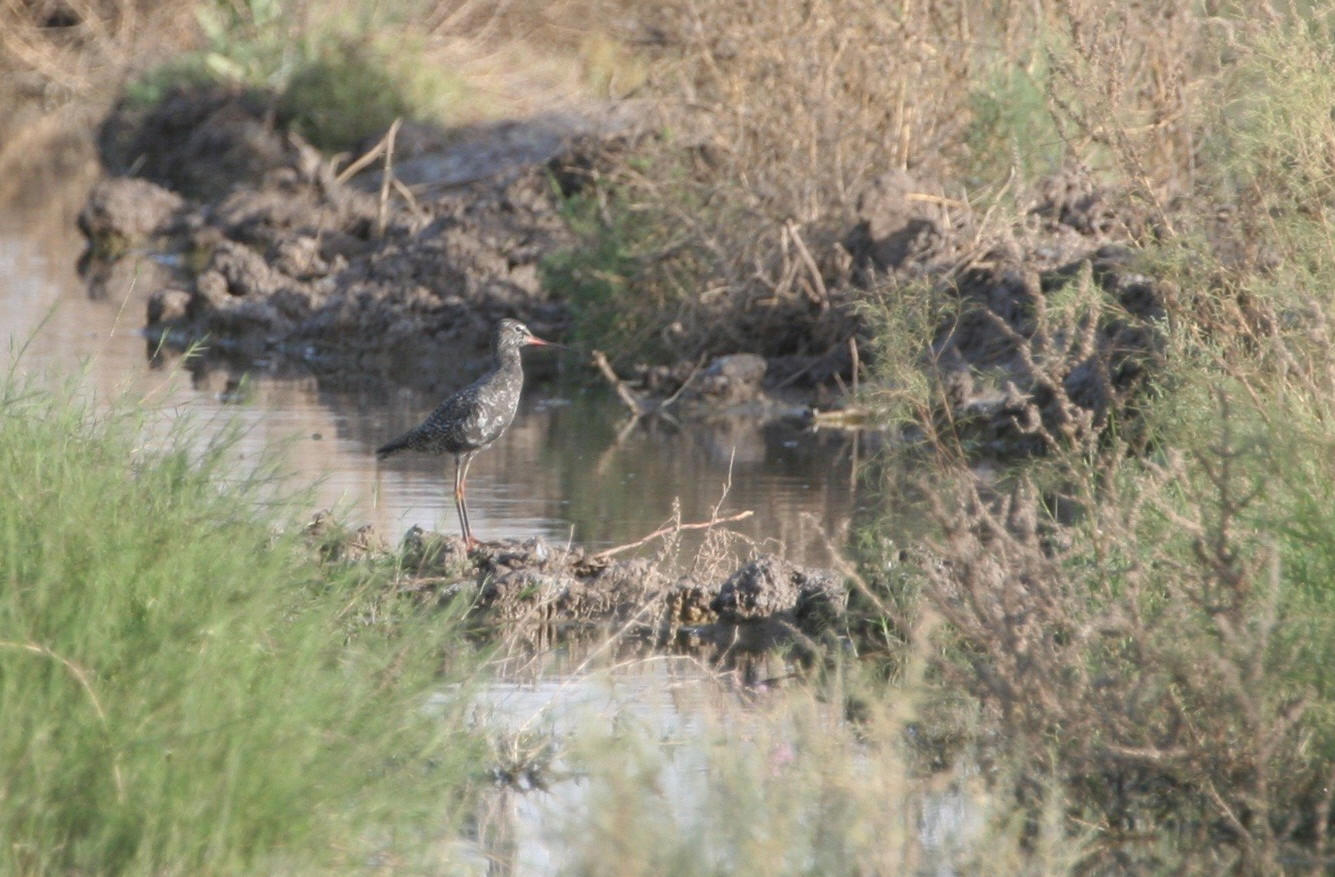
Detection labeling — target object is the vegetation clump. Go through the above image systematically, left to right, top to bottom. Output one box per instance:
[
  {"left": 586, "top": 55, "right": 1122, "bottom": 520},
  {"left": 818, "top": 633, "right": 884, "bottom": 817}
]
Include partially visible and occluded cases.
[{"left": 0, "top": 374, "right": 483, "bottom": 874}]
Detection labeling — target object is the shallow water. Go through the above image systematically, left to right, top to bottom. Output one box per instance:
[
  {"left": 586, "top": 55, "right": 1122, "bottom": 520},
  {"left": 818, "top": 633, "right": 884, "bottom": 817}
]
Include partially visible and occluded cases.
[
  {"left": 1, "top": 201, "right": 863, "bottom": 565},
  {"left": 442, "top": 654, "right": 981, "bottom": 875}
]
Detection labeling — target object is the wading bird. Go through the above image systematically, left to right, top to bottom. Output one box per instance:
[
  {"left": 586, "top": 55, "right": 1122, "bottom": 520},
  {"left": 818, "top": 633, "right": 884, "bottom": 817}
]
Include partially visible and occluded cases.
[{"left": 376, "top": 318, "right": 556, "bottom": 548}]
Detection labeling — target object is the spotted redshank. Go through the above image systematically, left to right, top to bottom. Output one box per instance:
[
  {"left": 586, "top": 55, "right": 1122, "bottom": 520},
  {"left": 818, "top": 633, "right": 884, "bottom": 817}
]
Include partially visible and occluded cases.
[{"left": 376, "top": 318, "right": 556, "bottom": 547}]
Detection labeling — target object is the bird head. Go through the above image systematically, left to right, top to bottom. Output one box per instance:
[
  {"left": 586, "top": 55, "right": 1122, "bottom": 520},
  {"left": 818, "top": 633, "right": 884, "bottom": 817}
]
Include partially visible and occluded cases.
[{"left": 495, "top": 319, "right": 558, "bottom": 353}]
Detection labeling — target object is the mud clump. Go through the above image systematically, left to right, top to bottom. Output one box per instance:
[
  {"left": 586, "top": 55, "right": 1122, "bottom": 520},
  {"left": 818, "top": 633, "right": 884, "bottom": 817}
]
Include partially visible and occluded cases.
[
  {"left": 81, "top": 84, "right": 626, "bottom": 394},
  {"left": 98, "top": 86, "right": 309, "bottom": 203},
  {"left": 594, "top": 163, "right": 1166, "bottom": 447},
  {"left": 843, "top": 166, "right": 1167, "bottom": 455},
  {"left": 844, "top": 169, "right": 952, "bottom": 279},
  {"left": 77, "top": 177, "right": 185, "bottom": 258},
  {"left": 932, "top": 241, "right": 1165, "bottom": 456},
  {"left": 695, "top": 354, "right": 768, "bottom": 404},
  {"left": 326, "top": 518, "right": 852, "bottom": 659},
  {"left": 710, "top": 555, "right": 848, "bottom": 653},
  {"left": 713, "top": 555, "right": 845, "bottom": 626}
]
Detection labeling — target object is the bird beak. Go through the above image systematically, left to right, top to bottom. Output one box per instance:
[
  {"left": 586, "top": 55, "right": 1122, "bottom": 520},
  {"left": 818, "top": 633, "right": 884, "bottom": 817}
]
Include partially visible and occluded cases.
[{"left": 527, "top": 336, "right": 564, "bottom": 349}]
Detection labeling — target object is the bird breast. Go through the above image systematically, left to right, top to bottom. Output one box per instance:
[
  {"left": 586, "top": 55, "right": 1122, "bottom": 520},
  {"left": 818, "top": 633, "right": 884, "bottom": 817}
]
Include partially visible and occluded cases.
[{"left": 447, "top": 368, "right": 522, "bottom": 448}]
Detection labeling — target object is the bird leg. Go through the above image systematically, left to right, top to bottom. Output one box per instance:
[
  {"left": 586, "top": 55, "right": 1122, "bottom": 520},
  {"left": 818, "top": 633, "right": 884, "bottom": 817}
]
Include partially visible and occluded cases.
[{"left": 453, "top": 452, "right": 478, "bottom": 549}]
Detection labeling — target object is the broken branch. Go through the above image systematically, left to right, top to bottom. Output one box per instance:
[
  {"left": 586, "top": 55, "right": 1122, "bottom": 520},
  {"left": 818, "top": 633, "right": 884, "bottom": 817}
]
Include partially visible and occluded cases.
[
  {"left": 592, "top": 350, "right": 650, "bottom": 416},
  {"left": 592, "top": 509, "right": 755, "bottom": 561}
]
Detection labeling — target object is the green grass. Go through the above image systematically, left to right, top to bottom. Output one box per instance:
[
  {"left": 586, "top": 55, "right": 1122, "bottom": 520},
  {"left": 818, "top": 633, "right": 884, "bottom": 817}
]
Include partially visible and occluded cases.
[
  {"left": 125, "top": 0, "right": 472, "bottom": 153},
  {"left": 962, "top": 50, "right": 1065, "bottom": 187},
  {"left": 542, "top": 169, "right": 716, "bottom": 369},
  {"left": 0, "top": 374, "right": 484, "bottom": 875}
]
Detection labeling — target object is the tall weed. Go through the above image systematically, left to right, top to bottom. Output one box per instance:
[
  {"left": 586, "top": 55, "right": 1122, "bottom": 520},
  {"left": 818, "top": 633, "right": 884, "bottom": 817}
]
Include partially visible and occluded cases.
[
  {"left": 873, "top": 6, "right": 1335, "bottom": 869},
  {"left": 0, "top": 375, "right": 483, "bottom": 874}
]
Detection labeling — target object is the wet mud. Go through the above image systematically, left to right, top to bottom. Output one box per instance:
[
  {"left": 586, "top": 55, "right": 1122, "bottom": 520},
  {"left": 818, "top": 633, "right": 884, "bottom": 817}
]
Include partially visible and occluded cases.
[
  {"left": 83, "top": 85, "right": 625, "bottom": 396},
  {"left": 308, "top": 513, "right": 849, "bottom": 662}
]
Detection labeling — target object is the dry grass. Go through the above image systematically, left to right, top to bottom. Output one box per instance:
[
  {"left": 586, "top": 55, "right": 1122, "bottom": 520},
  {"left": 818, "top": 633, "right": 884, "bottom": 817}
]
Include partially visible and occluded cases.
[
  {"left": 0, "top": 0, "right": 195, "bottom": 196},
  {"left": 0, "top": 0, "right": 181, "bottom": 96},
  {"left": 410, "top": 0, "right": 648, "bottom": 117},
  {"left": 546, "top": 0, "right": 1225, "bottom": 373},
  {"left": 553, "top": 0, "right": 1012, "bottom": 363},
  {"left": 1039, "top": 1, "right": 1207, "bottom": 214},
  {"left": 847, "top": 6, "right": 1335, "bottom": 869},
  {"left": 906, "top": 391, "right": 1335, "bottom": 871}
]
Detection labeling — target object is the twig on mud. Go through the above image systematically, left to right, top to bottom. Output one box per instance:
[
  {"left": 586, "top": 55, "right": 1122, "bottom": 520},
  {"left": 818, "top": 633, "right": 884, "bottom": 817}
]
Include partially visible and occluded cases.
[
  {"left": 334, "top": 116, "right": 402, "bottom": 200},
  {"left": 376, "top": 118, "right": 402, "bottom": 238},
  {"left": 335, "top": 126, "right": 391, "bottom": 184},
  {"left": 391, "top": 176, "right": 424, "bottom": 221},
  {"left": 784, "top": 220, "right": 829, "bottom": 310},
  {"left": 591, "top": 350, "right": 704, "bottom": 425},
  {"left": 658, "top": 354, "right": 707, "bottom": 414},
  {"left": 592, "top": 509, "right": 755, "bottom": 561}
]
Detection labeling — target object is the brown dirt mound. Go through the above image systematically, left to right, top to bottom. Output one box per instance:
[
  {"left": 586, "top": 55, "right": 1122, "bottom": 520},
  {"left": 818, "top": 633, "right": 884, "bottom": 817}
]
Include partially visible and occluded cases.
[
  {"left": 84, "top": 85, "right": 634, "bottom": 394},
  {"left": 305, "top": 513, "right": 850, "bottom": 662}
]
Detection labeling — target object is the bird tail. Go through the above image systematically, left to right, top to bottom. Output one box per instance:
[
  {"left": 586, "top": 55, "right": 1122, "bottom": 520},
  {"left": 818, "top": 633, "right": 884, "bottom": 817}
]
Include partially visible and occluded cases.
[{"left": 376, "top": 434, "right": 410, "bottom": 460}]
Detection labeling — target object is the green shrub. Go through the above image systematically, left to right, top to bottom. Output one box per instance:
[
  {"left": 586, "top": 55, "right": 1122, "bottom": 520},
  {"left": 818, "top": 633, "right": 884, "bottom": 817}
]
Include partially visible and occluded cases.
[
  {"left": 126, "top": 0, "right": 471, "bottom": 153},
  {"left": 278, "top": 44, "right": 415, "bottom": 152},
  {"left": 963, "top": 54, "right": 1064, "bottom": 186},
  {"left": 543, "top": 175, "right": 713, "bottom": 368},
  {"left": 0, "top": 374, "right": 483, "bottom": 874}
]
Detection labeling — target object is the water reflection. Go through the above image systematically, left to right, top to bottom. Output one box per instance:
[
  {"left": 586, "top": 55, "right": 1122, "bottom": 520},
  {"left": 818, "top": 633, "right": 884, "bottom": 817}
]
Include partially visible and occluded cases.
[
  {"left": 1, "top": 205, "right": 863, "bottom": 565},
  {"left": 451, "top": 654, "right": 981, "bottom": 875},
  {"left": 457, "top": 657, "right": 726, "bottom": 875}
]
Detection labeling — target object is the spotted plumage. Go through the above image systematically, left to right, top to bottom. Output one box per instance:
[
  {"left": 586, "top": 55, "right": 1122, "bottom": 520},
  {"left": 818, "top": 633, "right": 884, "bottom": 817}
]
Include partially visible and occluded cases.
[{"left": 376, "top": 318, "right": 555, "bottom": 547}]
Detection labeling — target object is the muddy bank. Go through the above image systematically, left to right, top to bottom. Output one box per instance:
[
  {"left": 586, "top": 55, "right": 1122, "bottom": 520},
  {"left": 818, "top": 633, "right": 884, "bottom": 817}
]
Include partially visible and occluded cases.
[
  {"left": 78, "top": 85, "right": 1167, "bottom": 444},
  {"left": 80, "top": 85, "right": 633, "bottom": 396},
  {"left": 840, "top": 168, "right": 1166, "bottom": 454},
  {"left": 309, "top": 513, "right": 849, "bottom": 662}
]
